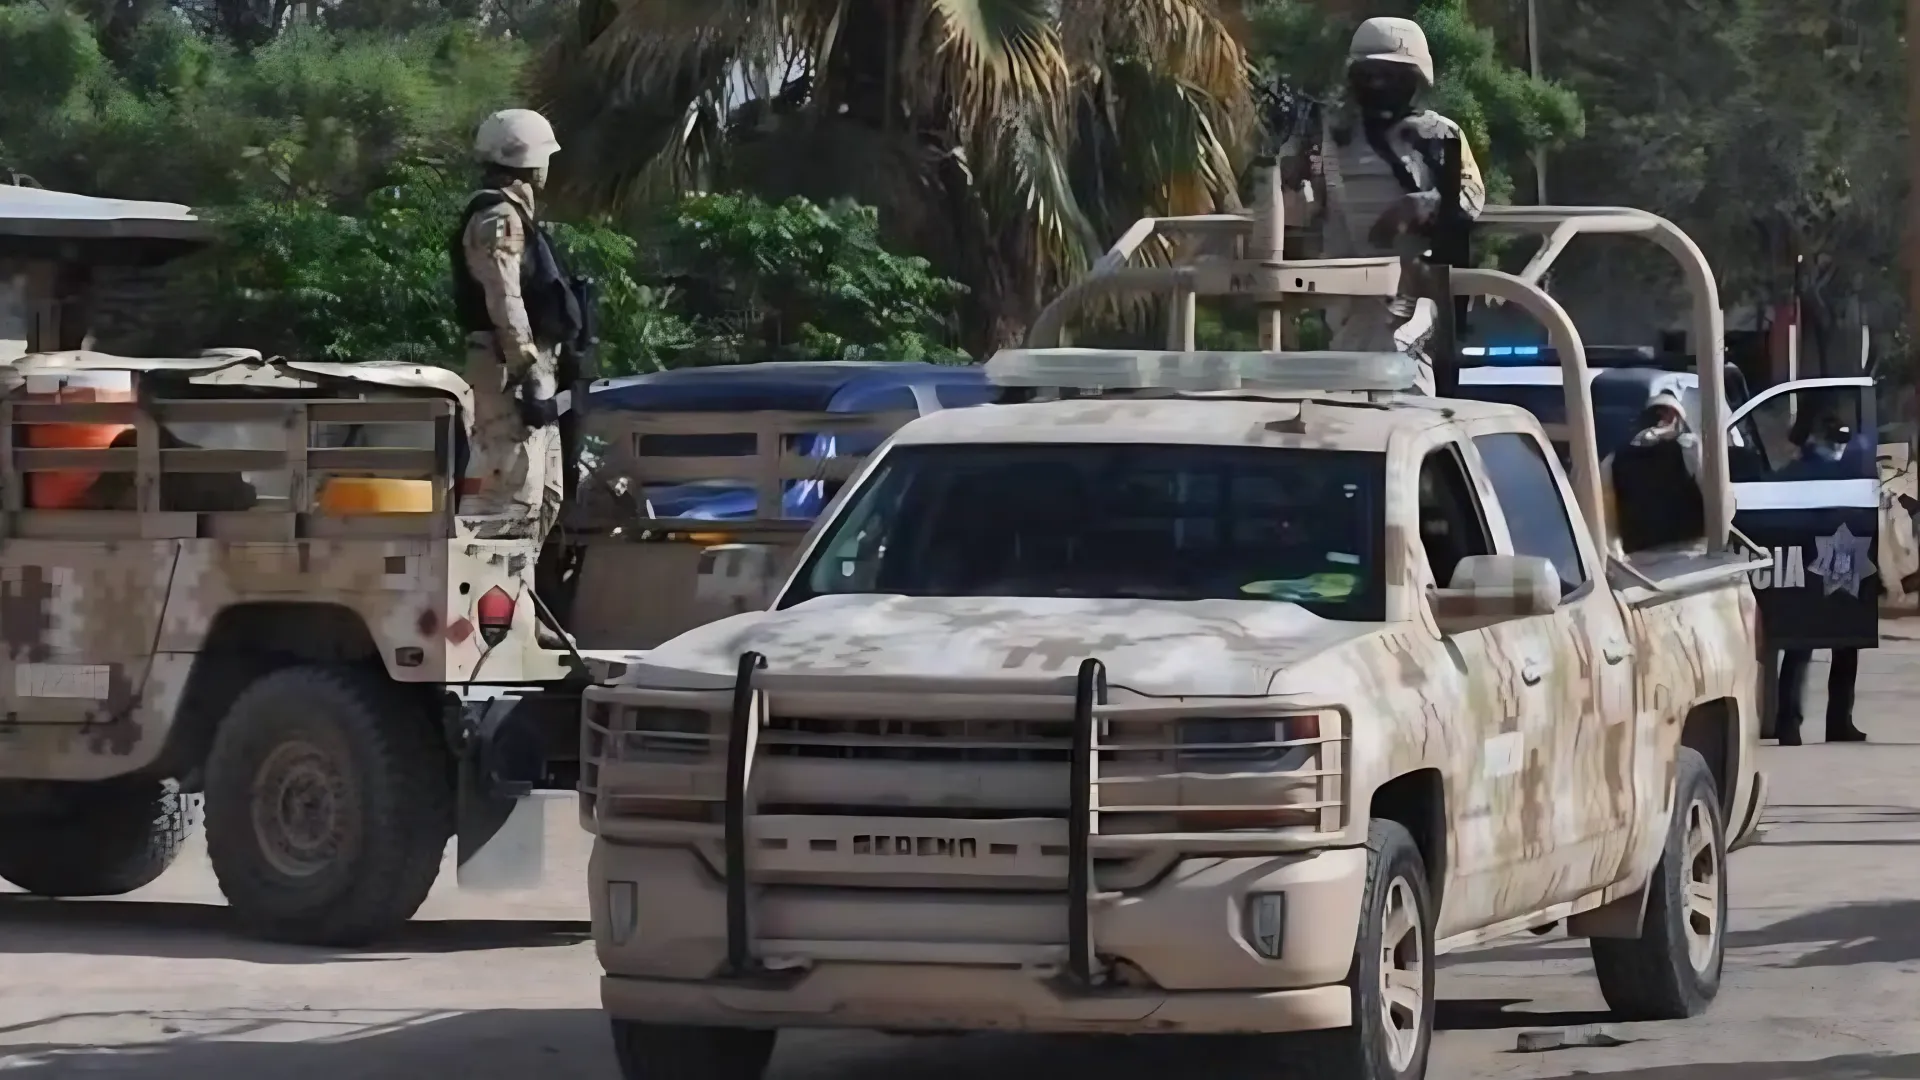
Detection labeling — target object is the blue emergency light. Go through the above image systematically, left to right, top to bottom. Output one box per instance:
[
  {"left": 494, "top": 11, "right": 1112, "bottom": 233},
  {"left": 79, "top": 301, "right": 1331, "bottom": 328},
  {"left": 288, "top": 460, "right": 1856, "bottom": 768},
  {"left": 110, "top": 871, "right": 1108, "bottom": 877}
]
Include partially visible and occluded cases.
[{"left": 1462, "top": 344, "right": 1547, "bottom": 365}]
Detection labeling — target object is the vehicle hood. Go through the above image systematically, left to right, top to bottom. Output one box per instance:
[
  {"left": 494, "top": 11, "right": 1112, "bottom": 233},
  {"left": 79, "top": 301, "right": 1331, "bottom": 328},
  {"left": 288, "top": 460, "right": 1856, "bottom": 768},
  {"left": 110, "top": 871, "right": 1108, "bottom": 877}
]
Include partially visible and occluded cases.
[{"left": 632, "top": 594, "right": 1384, "bottom": 698}]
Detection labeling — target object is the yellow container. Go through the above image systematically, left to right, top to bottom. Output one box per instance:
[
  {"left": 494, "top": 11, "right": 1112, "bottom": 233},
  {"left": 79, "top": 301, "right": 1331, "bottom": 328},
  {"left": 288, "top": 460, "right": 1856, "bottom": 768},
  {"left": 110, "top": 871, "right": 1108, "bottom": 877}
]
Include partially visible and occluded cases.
[{"left": 317, "top": 477, "right": 434, "bottom": 515}]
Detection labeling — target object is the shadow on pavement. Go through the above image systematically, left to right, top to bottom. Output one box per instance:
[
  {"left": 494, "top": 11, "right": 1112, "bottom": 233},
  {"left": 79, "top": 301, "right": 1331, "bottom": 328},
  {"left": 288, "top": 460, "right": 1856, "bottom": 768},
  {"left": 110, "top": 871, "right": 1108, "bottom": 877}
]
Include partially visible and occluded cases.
[
  {"left": 1761, "top": 803, "right": 1920, "bottom": 827},
  {"left": 0, "top": 897, "right": 588, "bottom": 963},
  {"left": 1451, "top": 898, "right": 1920, "bottom": 970},
  {"left": 1433, "top": 998, "right": 1614, "bottom": 1031},
  {"left": 0, "top": 1009, "right": 613, "bottom": 1079},
  {"left": 1526, "top": 1051, "right": 1920, "bottom": 1079}
]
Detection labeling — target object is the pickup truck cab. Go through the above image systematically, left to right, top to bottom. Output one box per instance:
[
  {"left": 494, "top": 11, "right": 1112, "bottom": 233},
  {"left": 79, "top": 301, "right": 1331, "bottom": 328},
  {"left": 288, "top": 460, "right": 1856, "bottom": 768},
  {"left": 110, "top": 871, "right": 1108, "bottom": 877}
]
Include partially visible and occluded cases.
[{"left": 581, "top": 200, "right": 1770, "bottom": 1080}]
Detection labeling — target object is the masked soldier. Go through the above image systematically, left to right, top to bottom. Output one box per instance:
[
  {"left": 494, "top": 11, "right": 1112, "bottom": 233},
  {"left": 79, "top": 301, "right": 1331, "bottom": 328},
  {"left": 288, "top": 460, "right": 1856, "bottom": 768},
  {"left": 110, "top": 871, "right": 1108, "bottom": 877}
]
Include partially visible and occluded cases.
[
  {"left": 1286, "top": 17, "right": 1486, "bottom": 393},
  {"left": 451, "top": 108, "right": 580, "bottom": 548}
]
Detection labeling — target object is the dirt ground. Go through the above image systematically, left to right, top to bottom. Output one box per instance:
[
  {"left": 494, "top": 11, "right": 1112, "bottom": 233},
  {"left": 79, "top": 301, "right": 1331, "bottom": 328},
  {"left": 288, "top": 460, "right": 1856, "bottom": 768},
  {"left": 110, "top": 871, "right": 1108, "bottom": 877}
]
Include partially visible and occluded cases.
[{"left": 5, "top": 636, "right": 1920, "bottom": 1079}]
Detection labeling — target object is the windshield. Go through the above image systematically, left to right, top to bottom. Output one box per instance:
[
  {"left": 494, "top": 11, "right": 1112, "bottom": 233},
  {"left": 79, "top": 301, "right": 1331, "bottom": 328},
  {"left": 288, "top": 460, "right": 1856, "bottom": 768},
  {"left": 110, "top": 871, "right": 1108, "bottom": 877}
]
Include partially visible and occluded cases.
[{"left": 783, "top": 443, "right": 1386, "bottom": 620}]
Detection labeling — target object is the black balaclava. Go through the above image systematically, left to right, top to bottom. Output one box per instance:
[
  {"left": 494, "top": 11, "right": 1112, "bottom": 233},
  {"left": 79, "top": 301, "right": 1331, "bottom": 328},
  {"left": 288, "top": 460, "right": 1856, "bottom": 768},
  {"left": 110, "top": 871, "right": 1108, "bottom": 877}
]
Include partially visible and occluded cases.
[{"left": 1349, "top": 60, "right": 1423, "bottom": 130}]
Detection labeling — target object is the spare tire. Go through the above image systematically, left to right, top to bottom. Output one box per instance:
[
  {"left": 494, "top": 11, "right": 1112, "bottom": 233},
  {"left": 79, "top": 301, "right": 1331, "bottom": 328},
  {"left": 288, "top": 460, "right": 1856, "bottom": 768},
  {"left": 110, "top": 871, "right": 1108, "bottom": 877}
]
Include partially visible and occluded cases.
[{"left": 0, "top": 780, "right": 197, "bottom": 897}]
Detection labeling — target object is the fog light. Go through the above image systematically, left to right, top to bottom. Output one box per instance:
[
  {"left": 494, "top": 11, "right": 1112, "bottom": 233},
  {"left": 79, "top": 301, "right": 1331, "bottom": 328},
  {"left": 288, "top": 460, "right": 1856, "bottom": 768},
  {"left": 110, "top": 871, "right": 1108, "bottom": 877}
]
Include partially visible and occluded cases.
[
  {"left": 607, "top": 880, "right": 638, "bottom": 946},
  {"left": 1245, "top": 893, "right": 1285, "bottom": 959}
]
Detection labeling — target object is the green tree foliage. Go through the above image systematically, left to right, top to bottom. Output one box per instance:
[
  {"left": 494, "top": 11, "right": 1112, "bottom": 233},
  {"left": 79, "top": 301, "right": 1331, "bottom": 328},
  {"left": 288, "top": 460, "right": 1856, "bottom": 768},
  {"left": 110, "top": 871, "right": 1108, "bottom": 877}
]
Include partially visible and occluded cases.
[
  {"left": 530, "top": 0, "right": 1250, "bottom": 352},
  {"left": 1245, "top": 0, "right": 1584, "bottom": 201},
  {"left": 1541, "top": 0, "right": 1905, "bottom": 370},
  {"left": 0, "top": 7, "right": 522, "bottom": 203},
  {"left": 0, "top": 7, "right": 965, "bottom": 371},
  {"left": 179, "top": 163, "right": 678, "bottom": 372},
  {"left": 174, "top": 170, "right": 965, "bottom": 372},
  {"left": 645, "top": 194, "right": 969, "bottom": 368}
]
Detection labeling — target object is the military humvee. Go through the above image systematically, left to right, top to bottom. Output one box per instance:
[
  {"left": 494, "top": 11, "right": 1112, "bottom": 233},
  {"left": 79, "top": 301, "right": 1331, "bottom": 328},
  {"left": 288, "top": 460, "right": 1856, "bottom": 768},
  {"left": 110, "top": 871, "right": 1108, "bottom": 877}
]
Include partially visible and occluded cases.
[
  {"left": 580, "top": 192, "right": 1771, "bottom": 1079},
  {"left": 0, "top": 346, "right": 930, "bottom": 944}
]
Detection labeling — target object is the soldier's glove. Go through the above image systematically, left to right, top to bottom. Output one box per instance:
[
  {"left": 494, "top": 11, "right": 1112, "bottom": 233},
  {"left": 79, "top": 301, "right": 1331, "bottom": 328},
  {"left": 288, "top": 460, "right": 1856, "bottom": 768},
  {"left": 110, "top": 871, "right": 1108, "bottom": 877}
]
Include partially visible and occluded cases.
[{"left": 507, "top": 372, "right": 559, "bottom": 429}]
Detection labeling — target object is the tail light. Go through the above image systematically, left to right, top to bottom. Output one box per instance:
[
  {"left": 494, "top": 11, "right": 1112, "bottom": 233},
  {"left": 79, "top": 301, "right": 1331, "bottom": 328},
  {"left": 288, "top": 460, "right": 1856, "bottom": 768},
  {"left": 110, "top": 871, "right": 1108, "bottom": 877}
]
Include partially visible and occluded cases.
[{"left": 476, "top": 586, "right": 515, "bottom": 646}]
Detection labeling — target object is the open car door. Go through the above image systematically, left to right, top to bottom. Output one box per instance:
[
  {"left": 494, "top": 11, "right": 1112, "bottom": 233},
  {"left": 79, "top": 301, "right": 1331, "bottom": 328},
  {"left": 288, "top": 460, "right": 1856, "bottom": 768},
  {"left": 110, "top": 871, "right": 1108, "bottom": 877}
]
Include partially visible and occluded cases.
[{"left": 1727, "top": 375, "right": 1879, "bottom": 650}]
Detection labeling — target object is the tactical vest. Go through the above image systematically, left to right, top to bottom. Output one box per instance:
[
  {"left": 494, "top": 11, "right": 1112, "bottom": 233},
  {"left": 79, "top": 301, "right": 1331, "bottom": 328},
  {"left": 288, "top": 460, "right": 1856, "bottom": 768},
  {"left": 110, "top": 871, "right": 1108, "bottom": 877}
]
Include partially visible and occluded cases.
[
  {"left": 1321, "top": 113, "right": 1413, "bottom": 258},
  {"left": 449, "top": 190, "right": 582, "bottom": 349},
  {"left": 1611, "top": 437, "right": 1706, "bottom": 553}
]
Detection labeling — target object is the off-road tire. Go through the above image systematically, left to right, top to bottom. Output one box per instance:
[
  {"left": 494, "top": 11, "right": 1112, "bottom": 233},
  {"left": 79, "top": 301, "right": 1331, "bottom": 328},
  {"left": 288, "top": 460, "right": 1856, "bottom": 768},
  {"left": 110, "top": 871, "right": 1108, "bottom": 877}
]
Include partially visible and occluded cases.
[
  {"left": 203, "top": 665, "right": 452, "bottom": 947},
  {"left": 1591, "top": 747, "right": 1727, "bottom": 1020},
  {"left": 0, "top": 781, "right": 197, "bottom": 896},
  {"left": 1274, "top": 820, "right": 1435, "bottom": 1080},
  {"left": 611, "top": 1020, "right": 777, "bottom": 1080}
]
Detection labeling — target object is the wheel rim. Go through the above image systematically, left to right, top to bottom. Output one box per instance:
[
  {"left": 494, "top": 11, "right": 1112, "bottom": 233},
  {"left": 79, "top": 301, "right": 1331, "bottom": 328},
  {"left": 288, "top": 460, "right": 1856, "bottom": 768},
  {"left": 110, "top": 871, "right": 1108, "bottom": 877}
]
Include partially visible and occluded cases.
[
  {"left": 251, "top": 740, "right": 353, "bottom": 879},
  {"left": 1682, "top": 796, "right": 1722, "bottom": 971},
  {"left": 1379, "top": 876, "right": 1426, "bottom": 1071}
]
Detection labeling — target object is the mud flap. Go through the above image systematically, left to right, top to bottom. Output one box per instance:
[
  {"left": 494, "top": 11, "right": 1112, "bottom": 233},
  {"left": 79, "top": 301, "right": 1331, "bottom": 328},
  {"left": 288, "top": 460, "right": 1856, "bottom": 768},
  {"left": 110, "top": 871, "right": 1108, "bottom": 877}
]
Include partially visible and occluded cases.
[{"left": 455, "top": 694, "right": 550, "bottom": 891}]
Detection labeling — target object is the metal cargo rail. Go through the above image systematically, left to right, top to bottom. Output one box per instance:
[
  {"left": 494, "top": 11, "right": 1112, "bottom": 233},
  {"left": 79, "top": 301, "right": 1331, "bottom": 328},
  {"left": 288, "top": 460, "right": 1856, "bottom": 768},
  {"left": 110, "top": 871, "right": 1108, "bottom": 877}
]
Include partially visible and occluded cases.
[{"left": 0, "top": 396, "right": 456, "bottom": 541}]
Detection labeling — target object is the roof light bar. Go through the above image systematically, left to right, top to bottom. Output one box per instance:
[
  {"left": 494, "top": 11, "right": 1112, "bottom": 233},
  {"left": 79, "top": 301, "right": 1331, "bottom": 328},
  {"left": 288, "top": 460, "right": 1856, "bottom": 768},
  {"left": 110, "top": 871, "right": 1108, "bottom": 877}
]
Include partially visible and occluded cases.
[{"left": 984, "top": 348, "right": 1419, "bottom": 394}]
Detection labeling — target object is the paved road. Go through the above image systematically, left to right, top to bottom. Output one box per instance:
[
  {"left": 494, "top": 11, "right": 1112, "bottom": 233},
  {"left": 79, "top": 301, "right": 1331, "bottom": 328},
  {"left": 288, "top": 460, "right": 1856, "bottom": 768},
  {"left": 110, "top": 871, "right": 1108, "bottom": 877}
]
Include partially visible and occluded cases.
[{"left": 5, "top": 635, "right": 1920, "bottom": 1078}]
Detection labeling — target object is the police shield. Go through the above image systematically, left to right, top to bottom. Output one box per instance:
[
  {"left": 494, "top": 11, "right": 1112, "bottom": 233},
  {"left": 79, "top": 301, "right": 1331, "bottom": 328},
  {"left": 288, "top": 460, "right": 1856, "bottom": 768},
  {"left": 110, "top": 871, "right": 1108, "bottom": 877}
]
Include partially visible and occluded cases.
[{"left": 1728, "top": 376, "right": 1879, "bottom": 650}]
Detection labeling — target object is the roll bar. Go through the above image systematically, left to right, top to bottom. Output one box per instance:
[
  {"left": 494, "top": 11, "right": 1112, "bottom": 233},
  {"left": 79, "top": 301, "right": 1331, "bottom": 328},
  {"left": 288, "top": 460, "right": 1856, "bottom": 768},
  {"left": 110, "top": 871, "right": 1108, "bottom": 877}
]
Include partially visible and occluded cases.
[{"left": 1022, "top": 170, "right": 1733, "bottom": 556}]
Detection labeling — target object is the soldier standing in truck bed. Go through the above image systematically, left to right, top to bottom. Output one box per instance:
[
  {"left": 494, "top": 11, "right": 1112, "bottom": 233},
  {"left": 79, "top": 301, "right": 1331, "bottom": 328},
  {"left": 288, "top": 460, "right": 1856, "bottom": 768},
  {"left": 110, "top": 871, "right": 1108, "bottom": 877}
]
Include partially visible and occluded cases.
[
  {"left": 1285, "top": 17, "right": 1486, "bottom": 394},
  {"left": 450, "top": 108, "right": 579, "bottom": 546}
]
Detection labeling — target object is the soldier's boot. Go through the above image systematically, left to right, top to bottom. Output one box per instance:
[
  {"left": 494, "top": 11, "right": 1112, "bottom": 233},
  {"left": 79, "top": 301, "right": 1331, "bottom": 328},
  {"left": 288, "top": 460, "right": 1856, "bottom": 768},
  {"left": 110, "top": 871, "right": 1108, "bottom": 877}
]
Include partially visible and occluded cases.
[
  {"left": 1776, "top": 711, "right": 1804, "bottom": 747},
  {"left": 1825, "top": 720, "right": 1868, "bottom": 743}
]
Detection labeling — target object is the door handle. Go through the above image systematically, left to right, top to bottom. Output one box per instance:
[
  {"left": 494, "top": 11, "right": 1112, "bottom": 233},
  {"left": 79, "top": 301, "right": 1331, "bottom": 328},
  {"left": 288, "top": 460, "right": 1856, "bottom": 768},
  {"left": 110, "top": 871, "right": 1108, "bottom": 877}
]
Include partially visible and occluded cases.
[
  {"left": 1604, "top": 641, "right": 1630, "bottom": 665},
  {"left": 1521, "top": 661, "right": 1544, "bottom": 686}
]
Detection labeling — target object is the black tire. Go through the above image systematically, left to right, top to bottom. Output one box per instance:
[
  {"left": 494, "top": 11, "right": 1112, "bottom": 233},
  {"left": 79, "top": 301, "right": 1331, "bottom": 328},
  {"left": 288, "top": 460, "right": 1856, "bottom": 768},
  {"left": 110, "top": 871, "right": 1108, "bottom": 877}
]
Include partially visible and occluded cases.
[
  {"left": 203, "top": 665, "right": 452, "bottom": 946},
  {"left": 1591, "top": 747, "right": 1727, "bottom": 1020},
  {"left": 0, "top": 780, "right": 196, "bottom": 896},
  {"left": 1277, "top": 820, "right": 1435, "bottom": 1080},
  {"left": 611, "top": 1020, "right": 777, "bottom": 1080}
]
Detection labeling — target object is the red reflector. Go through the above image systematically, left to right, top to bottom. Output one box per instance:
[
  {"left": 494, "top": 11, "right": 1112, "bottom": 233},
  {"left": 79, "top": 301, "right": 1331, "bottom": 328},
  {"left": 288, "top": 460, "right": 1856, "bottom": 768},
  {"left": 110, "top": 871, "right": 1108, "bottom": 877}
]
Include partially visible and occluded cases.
[{"left": 476, "top": 586, "right": 515, "bottom": 627}]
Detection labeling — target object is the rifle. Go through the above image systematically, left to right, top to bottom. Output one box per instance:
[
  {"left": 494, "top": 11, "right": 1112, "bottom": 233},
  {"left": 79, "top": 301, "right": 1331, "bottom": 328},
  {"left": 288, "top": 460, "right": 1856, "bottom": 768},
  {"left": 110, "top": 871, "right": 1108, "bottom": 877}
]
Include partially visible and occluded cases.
[
  {"left": 1421, "top": 135, "right": 1471, "bottom": 397},
  {"left": 535, "top": 275, "right": 600, "bottom": 626},
  {"left": 558, "top": 275, "right": 600, "bottom": 505}
]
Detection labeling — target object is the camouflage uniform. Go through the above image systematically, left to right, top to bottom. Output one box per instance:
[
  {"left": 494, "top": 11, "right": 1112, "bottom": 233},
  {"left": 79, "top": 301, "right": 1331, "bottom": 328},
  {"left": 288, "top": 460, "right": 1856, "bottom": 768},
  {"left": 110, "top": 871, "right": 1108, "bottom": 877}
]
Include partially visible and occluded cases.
[
  {"left": 1317, "top": 108, "right": 1486, "bottom": 395},
  {"left": 462, "top": 182, "right": 563, "bottom": 540}
]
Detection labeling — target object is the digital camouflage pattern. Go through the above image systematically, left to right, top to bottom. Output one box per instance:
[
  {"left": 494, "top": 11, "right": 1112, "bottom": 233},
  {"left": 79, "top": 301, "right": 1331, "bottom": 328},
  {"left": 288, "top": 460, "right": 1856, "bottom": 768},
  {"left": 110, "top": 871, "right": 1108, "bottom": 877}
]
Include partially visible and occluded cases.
[
  {"left": 462, "top": 183, "right": 562, "bottom": 539},
  {"left": 0, "top": 352, "right": 566, "bottom": 783},
  {"left": 585, "top": 391, "right": 1764, "bottom": 960}
]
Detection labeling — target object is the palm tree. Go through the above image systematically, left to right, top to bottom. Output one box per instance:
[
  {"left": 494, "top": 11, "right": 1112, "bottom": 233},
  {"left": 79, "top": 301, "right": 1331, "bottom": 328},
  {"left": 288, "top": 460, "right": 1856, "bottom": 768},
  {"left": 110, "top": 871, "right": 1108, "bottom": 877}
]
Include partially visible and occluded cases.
[{"left": 531, "top": 0, "right": 1253, "bottom": 352}]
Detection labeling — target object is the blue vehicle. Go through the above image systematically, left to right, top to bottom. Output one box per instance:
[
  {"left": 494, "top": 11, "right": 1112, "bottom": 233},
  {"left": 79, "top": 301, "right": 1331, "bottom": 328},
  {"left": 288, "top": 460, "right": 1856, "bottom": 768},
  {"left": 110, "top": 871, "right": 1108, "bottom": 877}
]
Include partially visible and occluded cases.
[{"left": 586, "top": 361, "right": 996, "bottom": 521}]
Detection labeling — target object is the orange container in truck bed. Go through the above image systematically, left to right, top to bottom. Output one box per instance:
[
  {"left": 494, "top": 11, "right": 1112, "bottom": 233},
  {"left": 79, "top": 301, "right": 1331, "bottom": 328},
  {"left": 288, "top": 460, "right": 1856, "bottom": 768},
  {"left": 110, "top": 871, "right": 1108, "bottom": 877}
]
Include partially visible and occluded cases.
[{"left": 20, "top": 371, "right": 134, "bottom": 509}]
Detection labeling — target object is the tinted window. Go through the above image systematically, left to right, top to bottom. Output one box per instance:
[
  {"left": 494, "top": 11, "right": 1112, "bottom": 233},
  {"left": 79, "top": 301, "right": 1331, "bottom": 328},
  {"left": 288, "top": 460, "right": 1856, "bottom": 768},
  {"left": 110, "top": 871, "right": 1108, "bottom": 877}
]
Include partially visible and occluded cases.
[
  {"left": 1473, "top": 432, "right": 1588, "bottom": 594},
  {"left": 786, "top": 443, "right": 1387, "bottom": 620},
  {"left": 1417, "top": 447, "right": 1493, "bottom": 588}
]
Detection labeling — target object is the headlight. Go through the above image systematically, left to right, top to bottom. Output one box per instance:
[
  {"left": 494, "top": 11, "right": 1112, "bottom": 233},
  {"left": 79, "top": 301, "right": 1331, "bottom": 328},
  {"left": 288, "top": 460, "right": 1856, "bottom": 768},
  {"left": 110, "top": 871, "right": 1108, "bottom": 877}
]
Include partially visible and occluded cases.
[{"left": 1177, "top": 714, "right": 1321, "bottom": 766}]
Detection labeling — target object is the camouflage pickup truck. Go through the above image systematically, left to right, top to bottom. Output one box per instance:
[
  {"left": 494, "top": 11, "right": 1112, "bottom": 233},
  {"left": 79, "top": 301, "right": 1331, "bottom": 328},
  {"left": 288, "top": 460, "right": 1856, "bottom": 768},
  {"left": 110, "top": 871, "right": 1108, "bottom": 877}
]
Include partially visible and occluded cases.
[{"left": 581, "top": 200, "right": 1771, "bottom": 1080}]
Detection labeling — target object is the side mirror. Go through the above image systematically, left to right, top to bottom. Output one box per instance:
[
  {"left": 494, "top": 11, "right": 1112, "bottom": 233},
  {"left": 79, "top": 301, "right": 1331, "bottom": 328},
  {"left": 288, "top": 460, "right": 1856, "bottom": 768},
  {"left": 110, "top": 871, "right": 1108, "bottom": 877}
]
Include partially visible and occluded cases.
[
  {"left": 694, "top": 543, "right": 782, "bottom": 615},
  {"left": 1430, "top": 554, "right": 1560, "bottom": 629}
]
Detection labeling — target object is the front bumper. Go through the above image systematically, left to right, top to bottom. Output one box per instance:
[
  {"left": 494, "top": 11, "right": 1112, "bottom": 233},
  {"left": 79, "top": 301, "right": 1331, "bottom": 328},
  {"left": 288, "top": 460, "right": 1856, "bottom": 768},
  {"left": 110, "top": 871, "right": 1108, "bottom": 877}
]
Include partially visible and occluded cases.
[
  {"left": 592, "top": 841, "right": 1367, "bottom": 1035},
  {"left": 600, "top": 971, "right": 1351, "bottom": 1035}
]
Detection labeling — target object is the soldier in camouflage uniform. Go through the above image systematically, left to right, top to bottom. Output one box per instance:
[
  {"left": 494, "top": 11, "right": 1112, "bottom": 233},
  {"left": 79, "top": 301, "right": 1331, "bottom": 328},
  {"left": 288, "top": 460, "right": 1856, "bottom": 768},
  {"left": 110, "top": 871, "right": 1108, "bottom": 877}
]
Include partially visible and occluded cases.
[
  {"left": 1289, "top": 17, "right": 1486, "bottom": 394},
  {"left": 451, "top": 108, "right": 575, "bottom": 544}
]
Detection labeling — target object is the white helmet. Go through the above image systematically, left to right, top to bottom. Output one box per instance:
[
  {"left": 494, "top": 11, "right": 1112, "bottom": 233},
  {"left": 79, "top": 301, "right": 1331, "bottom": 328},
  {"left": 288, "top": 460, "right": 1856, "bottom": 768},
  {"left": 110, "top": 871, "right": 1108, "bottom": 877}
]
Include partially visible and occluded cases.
[
  {"left": 1348, "top": 17, "right": 1434, "bottom": 86},
  {"left": 474, "top": 109, "right": 561, "bottom": 170}
]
